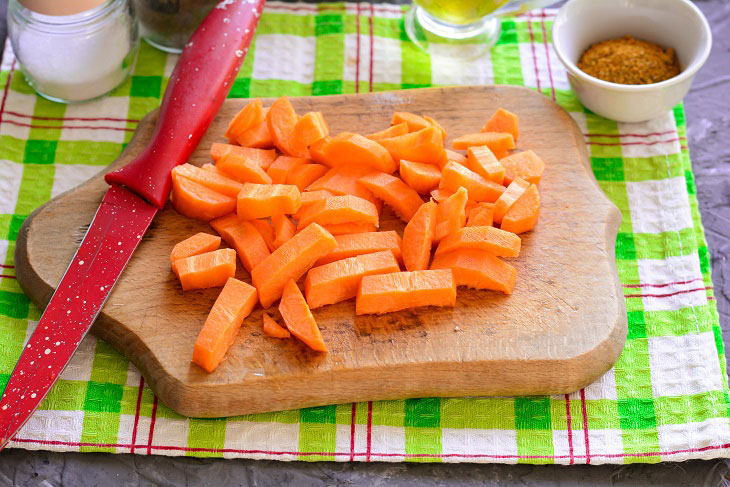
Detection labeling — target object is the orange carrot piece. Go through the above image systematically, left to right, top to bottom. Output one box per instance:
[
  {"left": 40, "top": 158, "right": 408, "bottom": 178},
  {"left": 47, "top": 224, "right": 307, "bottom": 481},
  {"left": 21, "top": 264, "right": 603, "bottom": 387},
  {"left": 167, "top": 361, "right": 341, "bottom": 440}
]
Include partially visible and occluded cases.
[
  {"left": 267, "top": 96, "right": 308, "bottom": 158},
  {"left": 225, "top": 99, "right": 264, "bottom": 143},
  {"left": 481, "top": 108, "right": 519, "bottom": 141},
  {"left": 293, "top": 111, "right": 329, "bottom": 147},
  {"left": 392, "top": 112, "right": 430, "bottom": 132},
  {"left": 237, "top": 115, "right": 275, "bottom": 149},
  {"left": 423, "top": 115, "right": 447, "bottom": 140},
  {"left": 366, "top": 122, "right": 409, "bottom": 141},
  {"left": 378, "top": 127, "right": 447, "bottom": 167},
  {"left": 321, "top": 132, "right": 397, "bottom": 173},
  {"left": 452, "top": 132, "right": 515, "bottom": 154},
  {"left": 308, "top": 136, "right": 331, "bottom": 165},
  {"left": 209, "top": 143, "right": 277, "bottom": 170},
  {"left": 466, "top": 146, "right": 504, "bottom": 184},
  {"left": 445, "top": 149, "right": 467, "bottom": 165},
  {"left": 500, "top": 150, "right": 545, "bottom": 186},
  {"left": 217, "top": 152, "right": 273, "bottom": 185},
  {"left": 267, "top": 156, "right": 309, "bottom": 185},
  {"left": 399, "top": 159, "right": 441, "bottom": 194},
  {"left": 439, "top": 161, "right": 505, "bottom": 203},
  {"left": 171, "top": 163, "right": 243, "bottom": 198},
  {"left": 202, "top": 163, "right": 224, "bottom": 175},
  {"left": 287, "top": 163, "right": 329, "bottom": 191},
  {"left": 308, "top": 166, "right": 382, "bottom": 212},
  {"left": 358, "top": 172, "right": 424, "bottom": 223},
  {"left": 171, "top": 176, "right": 236, "bottom": 221},
  {"left": 493, "top": 177, "right": 530, "bottom": 225},
  {"left": 237, "top": 183, "right": 302, "bottom": 220},
  {"left": 501, "top": 184, "right": 540, "bottom": 234},
  {"left": 433, "top": 186, "right": 468, "bottom": 243},
  {"left": 429, "top": 188, "right": 453, "bottom": 203},
  {"left": 293, "top": 190, "right": 334, "bottom": 220},
  {"left": 296, "top": 195, "right": 379, "bottom": 230},
  {"left": 402, "top": 200, "right": 437, "bottom": 271},
  {"left": 467, "top": 202, "right": 494, "bottom": 227},
  {"left": 272, "top": 213, "right": 296, "bottom": 249},
  {"left": 210, "top": 214, "right": 271, "bottom": 272},
  {"left": 249, "top": 219, "right": 277, "bottom": 252},
  {"left": 322, "top": 222, "right": 377, "bottom": 235},
  {"left": 252, "top": 223, "right": 337, "bottom": 308},
  {"left": 435, "top": 225, "right": 521, "bottom": 257},
  {"left": 315, "top": 231, "right": 402, "bottom": 266},
  {"left": 170, "top": 232, "right": 221, "bottom": 275},
  {"left": 176, "top": 248, "right": 236, "bottom": 291},
  {"left": 431, "top": 248, "right": 517, "bottom": 294},
  {"left": 305, "top": 250, "right": 400, "bottom": 308},
  {"left": 355, "top": 269, "right": 456, "bottom": 315},
  {"left": 192, "top": 278, "right": 258, "bottom": 372},
  {"left": 279, "top": 279, "right": 327, "bottom": 352},
  {"left": 262, "top": 312, "right": 291, "bottom": 338}
]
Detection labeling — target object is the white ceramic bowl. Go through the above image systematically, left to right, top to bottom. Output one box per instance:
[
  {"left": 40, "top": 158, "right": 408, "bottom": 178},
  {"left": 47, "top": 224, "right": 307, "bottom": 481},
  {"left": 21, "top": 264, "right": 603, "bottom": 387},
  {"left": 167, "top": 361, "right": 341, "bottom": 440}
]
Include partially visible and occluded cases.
[{"left": 552, "top": 0, "right": 712, "bottom": 123}]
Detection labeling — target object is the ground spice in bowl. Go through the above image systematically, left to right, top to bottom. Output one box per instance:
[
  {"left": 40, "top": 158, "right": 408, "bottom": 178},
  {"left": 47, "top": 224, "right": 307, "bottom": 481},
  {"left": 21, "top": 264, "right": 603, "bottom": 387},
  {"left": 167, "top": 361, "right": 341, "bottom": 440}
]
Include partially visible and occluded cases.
[{"left": 577, "top": 35, "right": 681, "bottom": 85}]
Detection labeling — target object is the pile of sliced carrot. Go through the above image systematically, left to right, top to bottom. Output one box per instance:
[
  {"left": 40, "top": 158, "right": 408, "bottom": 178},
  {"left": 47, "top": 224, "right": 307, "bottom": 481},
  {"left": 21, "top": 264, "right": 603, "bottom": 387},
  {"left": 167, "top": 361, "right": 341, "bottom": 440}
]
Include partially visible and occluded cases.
[{"left": 168, "top": 98, "right": 543, "bottom": 372}]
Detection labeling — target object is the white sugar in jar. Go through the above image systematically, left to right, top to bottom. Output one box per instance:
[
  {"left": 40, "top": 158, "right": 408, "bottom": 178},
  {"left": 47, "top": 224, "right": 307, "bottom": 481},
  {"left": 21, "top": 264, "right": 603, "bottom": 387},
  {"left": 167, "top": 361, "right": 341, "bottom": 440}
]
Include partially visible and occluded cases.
[{"left": 8, "top": 0, "right": 139, "bottom": 103}]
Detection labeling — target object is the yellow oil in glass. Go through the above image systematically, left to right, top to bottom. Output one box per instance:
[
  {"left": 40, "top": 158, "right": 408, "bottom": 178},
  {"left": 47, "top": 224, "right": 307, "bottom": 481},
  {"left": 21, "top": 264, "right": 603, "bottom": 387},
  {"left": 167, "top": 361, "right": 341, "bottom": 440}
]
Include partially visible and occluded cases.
[{"left": 414, "top": 0, "right": 509, "bottom": 25}]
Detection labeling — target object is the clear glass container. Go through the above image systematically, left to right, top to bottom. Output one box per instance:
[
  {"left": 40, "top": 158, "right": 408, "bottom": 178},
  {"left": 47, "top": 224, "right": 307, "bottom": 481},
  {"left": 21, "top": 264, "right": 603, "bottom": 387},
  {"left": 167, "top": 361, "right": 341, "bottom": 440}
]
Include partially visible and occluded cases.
[
  {"left": 8, "top": 0, "right": 139, "bottom": 103},
  {"left": 131, "top": 0, "right": 218, "bottom": 54}
]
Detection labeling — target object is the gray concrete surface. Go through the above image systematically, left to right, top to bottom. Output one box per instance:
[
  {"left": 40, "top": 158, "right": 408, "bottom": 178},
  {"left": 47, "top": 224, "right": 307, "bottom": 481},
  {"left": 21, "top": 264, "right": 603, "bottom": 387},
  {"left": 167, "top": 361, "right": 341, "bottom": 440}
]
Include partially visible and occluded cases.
[{"left": 0, "top": 0, "right": 729, "bottom": 485}]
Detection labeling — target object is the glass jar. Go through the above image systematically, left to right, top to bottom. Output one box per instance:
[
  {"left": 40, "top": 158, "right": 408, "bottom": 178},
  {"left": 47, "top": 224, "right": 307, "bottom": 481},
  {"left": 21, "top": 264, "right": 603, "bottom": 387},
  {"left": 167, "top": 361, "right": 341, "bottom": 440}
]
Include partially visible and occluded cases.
[
  {"left": 8, "top": 0, "right": 139, "bottom": 103},
  {"left": 131, "top": 0, "right": 218, "bottom": 54}
]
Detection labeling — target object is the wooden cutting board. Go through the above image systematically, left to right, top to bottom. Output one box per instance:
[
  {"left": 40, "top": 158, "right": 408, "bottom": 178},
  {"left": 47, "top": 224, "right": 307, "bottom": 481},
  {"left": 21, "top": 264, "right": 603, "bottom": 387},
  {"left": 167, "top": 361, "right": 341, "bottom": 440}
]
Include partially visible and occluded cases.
[{"left": 15, "top": 86, "right": 627, "bottom": 418}]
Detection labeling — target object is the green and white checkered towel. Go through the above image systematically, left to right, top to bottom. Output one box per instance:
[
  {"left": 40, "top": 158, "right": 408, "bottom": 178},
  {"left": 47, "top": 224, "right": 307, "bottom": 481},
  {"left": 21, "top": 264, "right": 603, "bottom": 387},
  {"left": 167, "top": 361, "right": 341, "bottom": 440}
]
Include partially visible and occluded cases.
[{"left": 0, "top": 4, "right": 728, "bottom": 464}]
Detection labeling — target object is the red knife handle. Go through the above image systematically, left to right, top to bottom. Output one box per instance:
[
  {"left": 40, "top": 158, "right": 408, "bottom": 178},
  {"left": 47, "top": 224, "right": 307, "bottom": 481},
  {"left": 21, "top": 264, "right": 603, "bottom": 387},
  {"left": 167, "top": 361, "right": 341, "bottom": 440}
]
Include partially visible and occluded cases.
[{"left": 105, "top": 0, "right": 265, "bottom": 208}]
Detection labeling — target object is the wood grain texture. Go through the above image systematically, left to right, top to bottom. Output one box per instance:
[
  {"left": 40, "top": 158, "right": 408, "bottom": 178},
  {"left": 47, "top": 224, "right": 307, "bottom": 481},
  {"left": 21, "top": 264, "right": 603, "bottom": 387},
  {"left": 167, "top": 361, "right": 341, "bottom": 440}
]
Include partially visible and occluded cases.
[{"left": 15, "top": 86, "right": 627, "bottom": 418}]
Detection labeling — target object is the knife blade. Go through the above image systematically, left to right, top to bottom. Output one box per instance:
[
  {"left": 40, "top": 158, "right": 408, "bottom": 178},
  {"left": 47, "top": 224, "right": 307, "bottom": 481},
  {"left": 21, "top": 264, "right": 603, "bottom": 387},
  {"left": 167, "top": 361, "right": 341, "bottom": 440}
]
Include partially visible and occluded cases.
[{"left": 0, "top": 0, "right": 266, "bottom": 450}]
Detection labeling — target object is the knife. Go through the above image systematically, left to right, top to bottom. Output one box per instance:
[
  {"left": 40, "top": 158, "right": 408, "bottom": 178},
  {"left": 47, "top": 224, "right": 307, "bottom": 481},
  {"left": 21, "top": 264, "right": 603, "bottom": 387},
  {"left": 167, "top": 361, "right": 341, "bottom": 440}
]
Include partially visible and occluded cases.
[{"left": 0, "top": 0, "right": 266, "bottom": 450}]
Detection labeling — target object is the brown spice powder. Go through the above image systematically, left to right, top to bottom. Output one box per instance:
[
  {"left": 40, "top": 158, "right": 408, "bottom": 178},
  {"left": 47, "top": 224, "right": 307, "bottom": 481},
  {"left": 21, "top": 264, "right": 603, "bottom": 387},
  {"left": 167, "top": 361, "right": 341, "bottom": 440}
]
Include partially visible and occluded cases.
[{"left": 577, "top": 35, "right": 681, "bottom": 85}]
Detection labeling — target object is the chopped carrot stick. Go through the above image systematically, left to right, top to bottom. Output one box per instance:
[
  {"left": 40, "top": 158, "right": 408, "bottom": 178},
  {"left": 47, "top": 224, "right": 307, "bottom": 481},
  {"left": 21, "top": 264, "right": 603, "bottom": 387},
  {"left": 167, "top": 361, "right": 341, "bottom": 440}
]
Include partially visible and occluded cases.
[
  {"left": 267, "top": 96, "right": 309, "bottom": 158},
  {"left": 225, "top": 99, "right": 264, "bottom": 143},
  {"left": 481, "top": 108, "right": 519, "bottom": 141},
  {"left": 293, "top": 111, "right": 329, "bottom": 147},
  {"left": 392, "top": 112, "right": 430, "bottom": 132},
  {"left": 237, "top": 115, "right": 275, "bottom": 149},
  {"left": 423, "top": 115, "right": 447, "bottom": 140},
  {"left": 366, "top": 122, "right": 409, "bottom": 141},
  {"left": 378, "top": 127, "right": 447, "bottom": 167},
  {"left": 321, "top": 132, "right": 397, "bottom": 173},
  {"left": 452, "top": 132, "right": 515, "bottom": 155},
  {"left": 308, "top": 136, "right": 331, "bottom": 165},
  {"left": 209, "top": 143, "right": 277, "bottom": 170},
  {"left": 466, "top": 146, "right": 504, "bottom": 184},
  {"left": 445, "top": 149, "right": 467, "bottom": 166},
  {"left": 500, "top": 150, "right": 545, "bottom": 185},
  {"left": 216, "top": 152, "right": 273, "bottom": 185},
  {"left": 267, "top": 156, "right": 309, "bottom": 184},
  {"left": 399, "top": 159, "right": 441, "bottom": 194},
  {"left": 439, "top": 161, "right": 505, "bottom": 203},
  {"left": 171, "top": 163, "right": 243, "bottom": 198},
  {"left": 202, "top": 163, "right": 224, "bottom": 175},
  {"left": 287, "top": 163, "right": 328, "bottom": 191},
  {"left": 307, "top": 166, "right": 382, "bottom": 212},
  {"left": 358, "top": 172, "right": 424, "bottom": 223},
  {"left": 171, "top": 175, "right": 236, "bottom": 221},
  {"left": 493, "top": 177, "right": 530, "bottom": 225},
  {"left": 237, "top": 183, "right": 302, "bottom": 220},
  {"left": 501, "top": 184, "right": 540, "bottom": 234},
  {"left": 433, "top": 187, "right": 468, "bottom": 243},
  {"left": 429, "top": 188, "right": 453, "bottom": 203},
  {"left": 293, "top": 190, "right": 334, "bottom": 220},
  {"left": 296, "top": 194, "right": 379, "bottom": 230},
  {"left": 402, "top": 200, "right": 437, "bottom": 271},
  {"left": 467, "top": 202, "right": 494, "bottom": 227},
  {"left": 272, "top": 213, "right": 296, "bottom": 249},
  {"left": 210, "top": 214, "right": 271, "bottom": 272},
  {"left": 249, "top": 219, "right": 277, "bottom": 252},
  {"left": 322, "top": 222, "right": 377, "bottom": 235},
  {"left": 251, "top": 223, "right": 337, "bottom": 308},
  {"left": 435, "top": 226, "right": 521, "bottom": 258},
  {"left": 315, "top": 230, "right": 403, "bottom": 266},
  {"left": 170, "top": 232, "right": 221, "bottom": 275},
  {"left": 176, "top": 248, "right": 237, "bottom": 291},
  {"left": 431, "top": 248, "right": 517, "bottom": 294},
  {"left": 305, "top": 250, "right": 400, "bottom": 308},
  {"left": 355, "top": 269, "right": 456, "bottom": 315},
  {"left": 192, "top": 277, "right": 258, "bottom": 372},
  {"left": 279, "top": 279, "right": 327, "bottom": 352},
  {"left": 262, "top": 312, "right": 291, "bottom": 338}
]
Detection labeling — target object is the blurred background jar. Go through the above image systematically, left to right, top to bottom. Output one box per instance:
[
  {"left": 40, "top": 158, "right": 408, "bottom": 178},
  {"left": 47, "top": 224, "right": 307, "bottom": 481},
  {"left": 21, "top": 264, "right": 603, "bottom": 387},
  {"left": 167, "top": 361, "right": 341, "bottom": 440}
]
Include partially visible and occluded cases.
[
  {"left": 7, "top": 0, "right": 139, "bottom": 103},
  {"left": 131, "top": 0, "right": 218, "bottom": 53}
]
